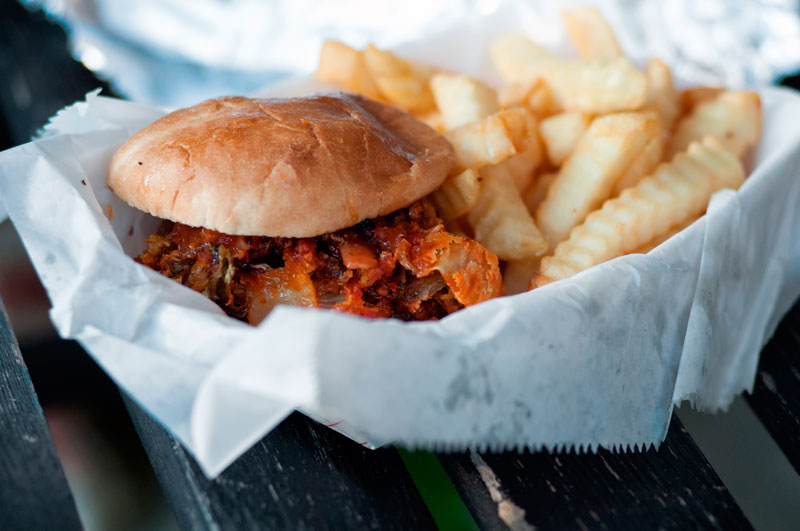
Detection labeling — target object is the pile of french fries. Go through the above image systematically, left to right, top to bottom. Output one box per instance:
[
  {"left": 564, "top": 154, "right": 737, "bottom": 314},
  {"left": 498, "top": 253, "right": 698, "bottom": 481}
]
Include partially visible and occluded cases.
[{"left": 316, "top": 7, "right": 762, "bottom": 295}]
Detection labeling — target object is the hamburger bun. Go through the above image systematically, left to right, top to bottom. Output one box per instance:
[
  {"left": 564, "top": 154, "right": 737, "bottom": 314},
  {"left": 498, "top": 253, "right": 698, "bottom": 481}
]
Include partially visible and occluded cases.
[{"left": 107, "top": 93, "right": 456, "bottom": 237}]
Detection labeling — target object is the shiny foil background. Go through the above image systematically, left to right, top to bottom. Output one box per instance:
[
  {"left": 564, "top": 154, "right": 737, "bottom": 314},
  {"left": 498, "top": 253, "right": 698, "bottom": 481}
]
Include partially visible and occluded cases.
[{"left": 24, "top": 0, "right": 800, "bottom": 106}]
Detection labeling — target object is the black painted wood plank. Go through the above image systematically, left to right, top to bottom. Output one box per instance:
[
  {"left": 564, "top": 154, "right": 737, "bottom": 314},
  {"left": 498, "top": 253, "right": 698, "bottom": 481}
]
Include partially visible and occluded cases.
[
  {"left": 0, "top": 297, "right": 82, "bottom": 530},
  {"left": 746, "top": 297, "right": 800, "bottom": 474},
  {"left": 123, "top": 396, "right": 436, "bottom": 531},
  {"left": 439, "top": 415, "right": 750, "bottom": 531}
]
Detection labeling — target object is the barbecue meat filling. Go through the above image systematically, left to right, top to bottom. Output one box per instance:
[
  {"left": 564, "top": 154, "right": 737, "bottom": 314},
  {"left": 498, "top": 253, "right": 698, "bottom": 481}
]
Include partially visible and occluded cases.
[{"left": 138, "top": 200, "right": 503, "bottom": 323}]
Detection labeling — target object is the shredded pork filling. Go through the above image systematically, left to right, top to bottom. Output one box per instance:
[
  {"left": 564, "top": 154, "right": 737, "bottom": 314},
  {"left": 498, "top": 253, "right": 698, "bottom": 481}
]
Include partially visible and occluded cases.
[{"left": 138, "top": 200, "right": 502, "bottom": 323}]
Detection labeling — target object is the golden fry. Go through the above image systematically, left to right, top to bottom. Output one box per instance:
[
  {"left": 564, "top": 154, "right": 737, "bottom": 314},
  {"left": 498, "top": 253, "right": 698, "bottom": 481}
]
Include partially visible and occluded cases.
[
  {"left": 561, "top": 7, "right": 623, "bottom": 60},
  {"left": 491, "top": 34, "right": 646, "bottom": 113},
  {"left": 491, "top": 35, "right": 551, "bottom": 83},
  {"left": 315, "top": 37, "right": 761, "bottom": 295},
  {"left": 316, "top": 41, "right": 382, "bottom": 100},
  {"left": 363, "top": 43, "right": 412, "bottom": 77},
  {"left": 363, "top": 44, "right": 437, "bottom": 112},
  {"left": 644, "top": 58, "right": 679, "bottom": 129},
  {"left": 430, "top": 74, "right": 499, "bottom": 129},
  {"left": 374, "top": 75, "right": 436, "bottom": 113},
  {"left": 499, "top": 78, "right": 561, "bottom": 118},
  {"left": 498, "top": 81, "right": 531, "bottom": 108},
  {"left": 526, "top": 81, "right": 559, "bottom": 117},
  {"left": 679, "top": 87, "right": 724, "bottom": 116},
  {"left": 667, "top": 91, "right": 762, "bottom": 159},
  {"left": 445, "top": 107, "right": 537, "bottom": 170},
  {"left": 417, "top": 110, "right": 445, "bottom": 132},
  {"left": 535, "top": 112, "right": 661, "bottom": 248},
  {"left": 539, "top": 112, "right": 592, "bottom": 166},
  {"left": 611, "top": 133, "right": 664, "bottom": 196},
  {"left": 537, "top": 138, "right": 745, "bottom": 283},
  {"left": 504, "top": 146, "right": 542, "bottom": 193},
  {"left": 467, "top": 163, "right": 548, "bottom": 260},
  {"left": 432, "top": 168, "right": 481, "bottom": 220},
  {"left": 523, "top": 171, "right": 558, "bottom": 214},
  {"left": 630, "top": 216, "right": 698, "bottom": 254},
  {"left": 529, "top": 272, "right": 555, "bottom": 290}
]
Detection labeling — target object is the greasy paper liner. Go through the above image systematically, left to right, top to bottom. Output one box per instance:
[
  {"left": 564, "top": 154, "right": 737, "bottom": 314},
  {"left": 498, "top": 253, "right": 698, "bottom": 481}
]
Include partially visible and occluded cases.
[{"left": 2, "top": 10, "right": 800, "bottom": 477}]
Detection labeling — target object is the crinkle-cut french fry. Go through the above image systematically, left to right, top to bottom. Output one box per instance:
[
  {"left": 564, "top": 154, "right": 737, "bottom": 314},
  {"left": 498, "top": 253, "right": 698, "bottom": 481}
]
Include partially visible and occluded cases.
[
  {"left": 561, "top": 7, "right": 623, "bottom": 60},
  {"left": 491, "top": 35, "right": 646, "bottom": 113},
  {"left": 491, "top": 35, "right": 551, "bottom": 82},
  {"left": 316, "top": 41, "right": 382, "bottom": 100},
  {"left": 363, "top": 43, "right": 412, "bottom": 76},
  {"left": 364, "top": 43, "right": 437, "bottom": 81},
  {"left": 363, "top": 44, "right": 437, "bottom": 112},
  {"left": 645, "top": 58, "right": 680, "bottom": 129},
  {"left": 559, "top": 59, "right": 646, "bottom": 113},
  {"left": 430, "top": 74, "right": 500, "bottom": 129},
  {"left": 374, "top": 75, "right": 437, "bottom": 112},
  {"left": 499, "top": 78, "right": 561, "bottom": 118},
  {"left": 526, "top": 80, "right": 559, "bottom": 117},
  {"left": 498, "top": 81, "right": 533, "bottom": 108},
  {"left": 679, "top": 86, "right": 724, "bottom": 116},
  {"left": 667, "top": 91, "right": 762, "bottom": 160},
  {"left": 496, "top": 106, "right": 539, "bottom": 153},
  {"left": 445, "top": 107, "right": 538, "bottom": 170},
  {"left": 417, "top": 110, "right": 445, "bottom": 132},
  {"left": 539, "top": 111, "right": 592, "bottom": 166},
  {"left": 535, "top": 112, "right": 660, "bottom": 249},
  {"left": 445, "top": 120, "right": 513, "bottom": 170},
  {"left": 612, "top": 133, "right": 664, "bottom": 196},
  {"left": 536, "top": 138, "right": 745, "bottom": 283},
  {"left": 505, "top": 145, "right": 542, "bottom": 193},
  {"left": 467, "top": 163, "right": 548, "bottom": 260},
  {"left": 432, "top": 168, "right": 481, "bottom": 220},
  {"left": 523, "top": 171, "right": 558, "bottom": 214},
  {"left": 631, "top": 216, "right": 698, "bottom": 254},
  {"left": 503, "top": 258, "right": 542, "bottom": 295},
  {"left": 529, "top": 272, "right": 555, "bottom": 289}
]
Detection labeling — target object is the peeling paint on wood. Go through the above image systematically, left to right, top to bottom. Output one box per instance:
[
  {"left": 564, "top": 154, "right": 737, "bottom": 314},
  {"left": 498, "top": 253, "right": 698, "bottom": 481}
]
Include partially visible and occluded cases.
[
  {"left": 439, "top": 416, "right": 751, "bottom": 530},
  {"left": 470, "top": 451, "right": 534, "bottom": 531}
]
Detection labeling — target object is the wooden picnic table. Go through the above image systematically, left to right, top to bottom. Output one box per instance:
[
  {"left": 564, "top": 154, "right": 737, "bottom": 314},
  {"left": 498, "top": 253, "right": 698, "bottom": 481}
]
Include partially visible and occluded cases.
[{"left": 1, "top": 2, "right": 797, "bottom": 529}]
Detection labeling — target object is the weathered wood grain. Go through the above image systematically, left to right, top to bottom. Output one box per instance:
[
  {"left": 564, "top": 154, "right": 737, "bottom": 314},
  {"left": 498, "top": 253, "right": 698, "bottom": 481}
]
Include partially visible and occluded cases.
[
  {"left": 0, "top": 297, "right": 82, "bottom": 530},
  {"left": 746, "top": 298, "right": 800, "bottom": 473},
  {"left": 124, "top": 397, "right": 436, "bottom": 530},
  {"left": 439, "top": 415, "right": 751, "bottom": 530}
]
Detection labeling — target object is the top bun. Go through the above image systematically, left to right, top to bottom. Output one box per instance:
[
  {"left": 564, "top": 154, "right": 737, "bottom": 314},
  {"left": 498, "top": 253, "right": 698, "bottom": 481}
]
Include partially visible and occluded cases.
[{"left": 108, "top": 93, "right": 455, "bottom": 237}]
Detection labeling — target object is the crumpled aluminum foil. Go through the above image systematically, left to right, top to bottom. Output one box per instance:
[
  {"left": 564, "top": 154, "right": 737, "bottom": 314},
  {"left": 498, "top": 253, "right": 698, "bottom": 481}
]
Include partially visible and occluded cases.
[{"left": 25, "top": 0, "right": 800, "bottom": 110}]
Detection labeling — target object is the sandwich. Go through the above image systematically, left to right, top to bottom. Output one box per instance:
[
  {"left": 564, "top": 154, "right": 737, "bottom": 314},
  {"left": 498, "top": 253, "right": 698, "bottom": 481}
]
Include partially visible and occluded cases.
[{"left": 107, "top": 92, "right": 503, "bottom": 323}]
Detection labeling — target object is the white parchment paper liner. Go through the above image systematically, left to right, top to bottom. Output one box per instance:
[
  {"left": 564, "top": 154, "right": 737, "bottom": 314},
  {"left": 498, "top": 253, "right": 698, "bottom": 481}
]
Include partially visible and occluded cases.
[{"left": 2, "top": 8, "right": 800, "bottom": 477}]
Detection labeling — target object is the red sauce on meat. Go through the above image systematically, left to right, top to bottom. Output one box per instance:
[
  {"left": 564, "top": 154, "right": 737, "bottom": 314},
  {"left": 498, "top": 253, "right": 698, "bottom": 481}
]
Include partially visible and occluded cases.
[{"left": 138, "top": 200, "right": 502, "bottom": 324}]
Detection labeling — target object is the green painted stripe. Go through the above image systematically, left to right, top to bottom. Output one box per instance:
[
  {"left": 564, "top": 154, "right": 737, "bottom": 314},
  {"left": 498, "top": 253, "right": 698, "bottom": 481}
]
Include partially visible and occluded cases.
[{"left": 397, "top": 448, "right": 478, "bottom": 531}]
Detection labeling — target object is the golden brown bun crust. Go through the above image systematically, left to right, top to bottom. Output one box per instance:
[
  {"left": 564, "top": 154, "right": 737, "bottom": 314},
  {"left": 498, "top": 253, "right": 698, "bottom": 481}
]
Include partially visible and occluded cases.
[{"left": 107, "top": 93, "right": 456, "bottom": 237}]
